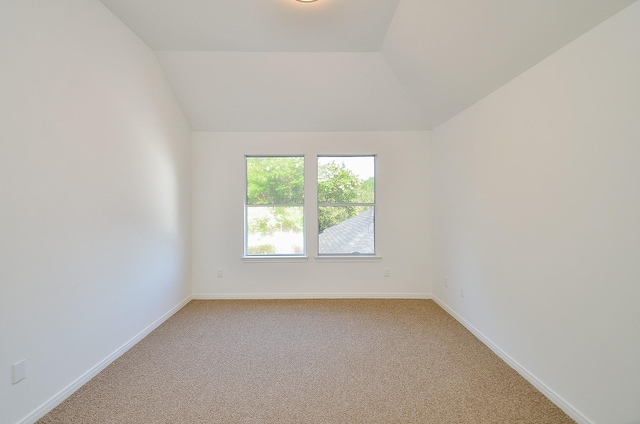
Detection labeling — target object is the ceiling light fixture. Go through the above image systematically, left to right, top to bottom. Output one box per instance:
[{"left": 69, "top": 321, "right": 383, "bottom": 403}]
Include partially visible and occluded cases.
[{"left": 296, "top": 0, "right": 318, "bottom": 2}]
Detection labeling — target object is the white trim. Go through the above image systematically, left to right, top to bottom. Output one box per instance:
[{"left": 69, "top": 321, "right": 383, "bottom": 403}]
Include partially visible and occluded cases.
[
  {"left": 317, "top": 154, "right": 377, "bottom": 256},
  {"left": 245, "top": 155, "right": 307, "bottom": 258},
  {"left": 314, "top": 255, "right": 382, "bottom": 262},
  {"left": 242, "top": 256, "right": 309, "bottom": 263},
  {"left": 192, "top": 292, "right": 431, "bottom": 300},
  {"left": 19, "top": 293, "right": 587, "bottom": 424},
  {"left": 431, "top": 295, "right": 592, "bottom": 424},
  {"left": 19, "top": 296, "right": 192, "bottom": 424}
]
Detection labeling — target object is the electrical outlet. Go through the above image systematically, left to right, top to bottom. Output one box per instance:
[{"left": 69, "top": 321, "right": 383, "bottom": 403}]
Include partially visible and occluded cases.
[
  {"left": 217, "top": 268, "right": 223, "bottom": 278},
  {"left": 384, "top": 268, "right": 391, "bottom": 277},
  {"left": 444, "top": 277, "right": 449, "bottom": 287},
  {"left": 460, "top": 287, "right": 465, "bottom": 298},
  {"left": 12, "top": 360, "right": 26, "bottom": 384}
]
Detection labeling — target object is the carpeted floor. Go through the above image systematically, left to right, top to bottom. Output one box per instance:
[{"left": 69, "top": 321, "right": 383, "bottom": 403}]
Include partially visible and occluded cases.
[{"left": 39, "top": 299, "right": 574, "bottom": 423}]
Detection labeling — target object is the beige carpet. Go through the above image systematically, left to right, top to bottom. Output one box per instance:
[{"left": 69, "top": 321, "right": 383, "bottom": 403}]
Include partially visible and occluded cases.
[{"left": 39, "top": 299, "right": 574, "bottom": 423}]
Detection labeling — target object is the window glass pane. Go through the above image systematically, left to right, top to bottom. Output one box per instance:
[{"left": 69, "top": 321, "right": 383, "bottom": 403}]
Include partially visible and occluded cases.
[
  {"left": 318, "top": 156, "right": 375, "bottom": 204},
  {"left": 247, "top": 157, "right": 304, "bottom": 205},
  {"left": 247, "top": 206, "right": 304, "bottom": 255},
  {"left": 318, "top": 206, "right": 374, "bottom": 255}
]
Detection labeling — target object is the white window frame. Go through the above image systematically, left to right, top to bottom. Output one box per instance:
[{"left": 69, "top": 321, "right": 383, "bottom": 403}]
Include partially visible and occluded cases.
[
  {"left": 244, "top": 155, "right": 306, "bottom": 259},
  {"left": 317, "top": 155, "right": 376, "bottom": 257}
]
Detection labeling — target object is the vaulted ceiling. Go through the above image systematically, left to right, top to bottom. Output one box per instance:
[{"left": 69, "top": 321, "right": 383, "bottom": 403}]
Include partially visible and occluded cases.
[{"left": 100, "top": 0, "right": 636, "bottom": 132}]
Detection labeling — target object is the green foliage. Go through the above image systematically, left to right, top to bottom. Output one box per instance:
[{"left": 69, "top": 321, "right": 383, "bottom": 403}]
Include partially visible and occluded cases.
[
  {"left": 247, "top": 157, "right": 304, "bottom": 205},
  {"left": 247, "top": 157, "right": 375, "bottom": 234},
  {"left": 317, "top": 161, "right": 375, "bottom": 231},
  {"left": 318, "top": 162, "right": 361, "bottom": 203},
  {"left": 358, "top": 177, "right": 375, "bottom": 203},
  {"left": 318, "top": 206, "right": 370, "bottom": 233},
  {"left": 248, "top": 207, "right": 303, "bottom": 236},
  {"left": 248, "top": 244, "right": 276, "bottom": 254}
]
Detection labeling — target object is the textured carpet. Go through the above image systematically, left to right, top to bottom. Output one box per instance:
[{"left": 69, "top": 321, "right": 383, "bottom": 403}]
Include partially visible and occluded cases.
[{"left": 39, "top": 299, "right": 574, "bottom": 423}]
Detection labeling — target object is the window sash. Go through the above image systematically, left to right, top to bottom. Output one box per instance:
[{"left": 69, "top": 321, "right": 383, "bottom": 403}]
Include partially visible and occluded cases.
[
  {"left": 317, "top": 155, "right": 376, "bottom": 256},
  {"left": 245, "top": 156, "right": 306, "bottom": 257}
]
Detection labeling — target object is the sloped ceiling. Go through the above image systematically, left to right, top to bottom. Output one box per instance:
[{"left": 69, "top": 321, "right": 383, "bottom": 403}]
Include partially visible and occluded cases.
[
  {"left": 98, "top": 0, "right": 400, "bottom": 52},
  {"left": 100, "top": 0, "right": 637, "bottom": 132},
  {"left": 382, "top": 0, "right": 638, "bottom": 128},
  {"left": 156, "top": 52, "right": 425, "bottom": 132}
]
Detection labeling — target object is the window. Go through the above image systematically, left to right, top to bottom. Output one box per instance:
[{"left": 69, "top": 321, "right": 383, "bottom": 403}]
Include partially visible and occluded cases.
[
  {"left": 245, "top": 156, "right": 305, "bottom": 256},
  {"left": 318, "top": 156, "right": 375, "bottom": 255}
]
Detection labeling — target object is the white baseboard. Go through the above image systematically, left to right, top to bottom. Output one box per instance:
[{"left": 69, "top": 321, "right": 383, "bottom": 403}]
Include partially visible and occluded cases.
[
  {"left": 192, "top": 292, "right": 432, "bottom": 300},
  {"left": 20, "top": 294, "right": 586, "bottom": 424},
  {"left": 19, "top": 295, "right": 192, "bottom": 424},
  {"left": 431, "top": 295, "right": 592, "bottom": 424}
]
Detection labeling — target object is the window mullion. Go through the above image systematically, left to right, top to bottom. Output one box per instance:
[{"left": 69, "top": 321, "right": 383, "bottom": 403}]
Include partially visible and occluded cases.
[{"left": 247, "top": 203, "right": 305, "bottom": 208}]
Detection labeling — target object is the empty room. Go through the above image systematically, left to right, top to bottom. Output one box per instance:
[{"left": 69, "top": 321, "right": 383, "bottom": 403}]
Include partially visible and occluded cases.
[{"left": 1, "top": 0, "right": 639, "bottom": 423}]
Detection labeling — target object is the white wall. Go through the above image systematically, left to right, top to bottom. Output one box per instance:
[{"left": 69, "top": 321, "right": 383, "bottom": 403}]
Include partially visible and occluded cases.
[
  {"left": 0, "top": 2, "right": 191, "bottom": 423},
  {"left": 431, "top": 3, "right": 640, "bottom": 424},
  {"left": 192, "top": 131, "right": 431, "bottom": 298}
]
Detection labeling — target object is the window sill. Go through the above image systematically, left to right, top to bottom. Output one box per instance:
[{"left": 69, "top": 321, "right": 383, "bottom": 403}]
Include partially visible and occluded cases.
[
  {"left": 314, "top": 255, "right": 382, "bottom": 263},
  {"left": 242, "top": 256, "right": 309, "bottom": 263}
]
